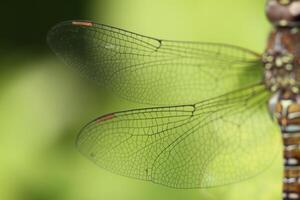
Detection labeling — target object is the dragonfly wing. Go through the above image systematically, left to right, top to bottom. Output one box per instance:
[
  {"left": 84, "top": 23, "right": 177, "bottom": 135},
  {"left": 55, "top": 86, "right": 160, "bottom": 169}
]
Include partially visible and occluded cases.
[
  {"left": 48, "top": 20, "right": 264, "bottom": 105},
  {"left": 76, "top": 84, "right": 280, "bottom": 188}
]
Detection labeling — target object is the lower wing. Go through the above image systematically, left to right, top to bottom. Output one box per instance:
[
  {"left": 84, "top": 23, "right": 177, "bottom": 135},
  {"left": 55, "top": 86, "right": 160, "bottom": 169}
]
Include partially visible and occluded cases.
[{"left": 76, "top": 84, "right": 280, "bottom": 188}]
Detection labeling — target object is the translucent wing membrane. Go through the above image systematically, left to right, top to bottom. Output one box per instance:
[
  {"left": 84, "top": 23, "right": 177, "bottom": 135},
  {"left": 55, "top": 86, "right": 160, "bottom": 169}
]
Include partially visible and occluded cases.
[
  {"left": 47, "top": 20, "right": 264, "bottom": 105},
  {"left": 76, "top": 84, "right": 279, "bottom": 188}
]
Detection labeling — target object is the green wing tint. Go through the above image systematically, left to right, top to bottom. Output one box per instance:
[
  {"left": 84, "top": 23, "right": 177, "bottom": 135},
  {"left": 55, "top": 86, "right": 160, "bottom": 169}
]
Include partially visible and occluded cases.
[
  {"left": 47, "top": 21, "right": 264, "bottom": 105},
  {"left": 76, "top": 84, "right": 279, "bottom": 188}
]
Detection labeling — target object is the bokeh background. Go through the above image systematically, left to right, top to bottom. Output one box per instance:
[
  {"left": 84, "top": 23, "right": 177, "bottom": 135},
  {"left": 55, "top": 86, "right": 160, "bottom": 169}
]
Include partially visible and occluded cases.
[{"left": 1, "top": 0, "right": 283, "bottom": 199}]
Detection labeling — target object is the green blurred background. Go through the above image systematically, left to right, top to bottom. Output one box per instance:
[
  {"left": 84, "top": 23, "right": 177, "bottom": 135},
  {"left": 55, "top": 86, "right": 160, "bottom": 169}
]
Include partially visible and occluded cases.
[{"left": 1, "top": 0, "right": 283, "bottom": 199}]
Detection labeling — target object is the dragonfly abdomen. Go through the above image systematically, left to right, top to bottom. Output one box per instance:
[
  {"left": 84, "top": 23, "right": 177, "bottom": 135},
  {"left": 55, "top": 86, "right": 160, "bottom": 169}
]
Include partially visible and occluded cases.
[
  {"left": 269, "top": 91, "right": 300, "bottom": 200},
  {"left": 284, "top": 134, "right": 300, "bottom": 200}
]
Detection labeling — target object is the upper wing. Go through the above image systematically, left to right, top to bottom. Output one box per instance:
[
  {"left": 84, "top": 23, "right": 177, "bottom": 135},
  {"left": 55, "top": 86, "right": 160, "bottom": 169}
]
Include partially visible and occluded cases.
[
  {"left": 47, "top": 20, "right": 264, "bottom": 105},
  {"left": 76, "top": 84, "right": 280, "bottom": 188}
]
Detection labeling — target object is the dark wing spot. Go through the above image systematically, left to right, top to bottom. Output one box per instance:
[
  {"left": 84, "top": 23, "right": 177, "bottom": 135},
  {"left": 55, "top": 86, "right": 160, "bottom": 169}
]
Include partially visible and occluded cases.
[
  {"left": 72, "top": 21, "right": 93, "bottom": 27},
  {"left": 96, "top": 113, "right": 115, "bottom": 124}
]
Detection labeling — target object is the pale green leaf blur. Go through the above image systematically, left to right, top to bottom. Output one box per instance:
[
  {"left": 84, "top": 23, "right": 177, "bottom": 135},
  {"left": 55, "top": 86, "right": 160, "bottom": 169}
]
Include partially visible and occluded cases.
[{"left": 1, "top": 0, "right": 282, "bottom": 200}]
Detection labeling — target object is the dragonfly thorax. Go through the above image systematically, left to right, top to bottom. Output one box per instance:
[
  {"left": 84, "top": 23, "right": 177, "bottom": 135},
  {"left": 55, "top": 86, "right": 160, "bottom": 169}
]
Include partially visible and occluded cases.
[{"left": 263, "top": 51, "right": 300, "bottom": 93}]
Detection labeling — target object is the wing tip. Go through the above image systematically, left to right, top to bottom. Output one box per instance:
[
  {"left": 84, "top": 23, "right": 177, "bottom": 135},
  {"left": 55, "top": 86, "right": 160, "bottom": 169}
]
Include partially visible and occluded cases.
[
  {"left": 47, "top": 20, "right": 94, "bottom": 58},
  {"left": 75, "top": 113, "right": 116, "bottom": 148}
]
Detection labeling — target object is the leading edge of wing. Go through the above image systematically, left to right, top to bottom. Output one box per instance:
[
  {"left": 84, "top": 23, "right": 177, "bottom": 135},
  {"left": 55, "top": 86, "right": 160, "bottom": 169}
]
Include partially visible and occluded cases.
[{"left": 47, "top": 20, "right": 262, "bottom": 58}]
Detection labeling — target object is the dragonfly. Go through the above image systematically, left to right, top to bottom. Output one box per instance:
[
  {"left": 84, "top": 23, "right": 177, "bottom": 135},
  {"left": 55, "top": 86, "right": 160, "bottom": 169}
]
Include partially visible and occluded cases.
[{"left": 47, "top": 0, "right": 300, "bottom": 199}]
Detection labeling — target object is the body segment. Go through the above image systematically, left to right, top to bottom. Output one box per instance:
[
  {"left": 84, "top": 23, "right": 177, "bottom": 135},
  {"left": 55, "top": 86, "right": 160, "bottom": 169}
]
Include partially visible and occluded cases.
[{"left": 266, "top": 0, "right": 300, "bottom": 199}]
